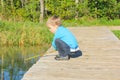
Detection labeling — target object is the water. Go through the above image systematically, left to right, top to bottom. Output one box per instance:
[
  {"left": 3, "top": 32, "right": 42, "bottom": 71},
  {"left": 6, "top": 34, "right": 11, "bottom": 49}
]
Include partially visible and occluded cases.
[{"left": 0, "top": 46, "right": 48, "bottom": 80}]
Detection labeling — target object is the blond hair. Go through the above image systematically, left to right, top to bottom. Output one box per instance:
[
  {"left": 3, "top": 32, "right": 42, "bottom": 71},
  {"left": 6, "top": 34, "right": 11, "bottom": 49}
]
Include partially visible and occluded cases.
[{"left": 46, "top": 16, "right": 61, "bottom": 26}]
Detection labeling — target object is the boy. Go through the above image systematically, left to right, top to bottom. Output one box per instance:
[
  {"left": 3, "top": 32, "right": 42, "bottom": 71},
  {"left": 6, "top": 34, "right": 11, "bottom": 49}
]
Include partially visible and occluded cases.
[{"left": 46, "top": 16, "right": 81, "bottom": 60}]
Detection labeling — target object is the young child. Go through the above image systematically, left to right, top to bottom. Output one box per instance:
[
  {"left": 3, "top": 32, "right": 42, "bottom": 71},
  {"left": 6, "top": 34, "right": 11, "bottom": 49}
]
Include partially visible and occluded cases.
[{"left": 46, "top": 16, "right": 81, "bottom": 60}]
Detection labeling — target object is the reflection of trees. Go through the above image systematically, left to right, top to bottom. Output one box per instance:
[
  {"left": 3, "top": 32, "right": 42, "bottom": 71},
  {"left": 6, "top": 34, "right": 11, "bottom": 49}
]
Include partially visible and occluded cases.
[
  {"left": 0, "top": 46, "right": 47, "bottom": 80},
  {"left": 0, "top": 55, "right": 4, "bottom": 80}
]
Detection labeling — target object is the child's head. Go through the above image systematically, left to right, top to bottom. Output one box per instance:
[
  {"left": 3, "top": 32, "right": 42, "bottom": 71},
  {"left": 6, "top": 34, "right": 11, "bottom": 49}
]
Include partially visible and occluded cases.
[{"left": 46, "top": 16, "right": 61, "bottom": 33}]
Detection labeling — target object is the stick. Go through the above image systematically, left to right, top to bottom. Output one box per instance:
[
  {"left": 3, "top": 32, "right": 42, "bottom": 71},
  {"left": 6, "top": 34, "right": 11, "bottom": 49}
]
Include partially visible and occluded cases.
[{"left": 24, "top": 50, "right": 56, "bottom": 61}]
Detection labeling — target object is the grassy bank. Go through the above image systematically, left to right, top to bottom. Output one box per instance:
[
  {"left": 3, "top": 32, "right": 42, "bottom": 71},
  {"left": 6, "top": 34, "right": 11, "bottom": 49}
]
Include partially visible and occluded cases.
[
  {"left": 63, "top": 18, "right": 120, "bottom": 27},
  {"left": 0, "top": 19, "right": 120, "bottom": 46},
  {"left": 0, "top": 20, "right": 53, "bottom": 47},
  {"left": 112, "top": 30, "right": 120, "bottom": 39}
]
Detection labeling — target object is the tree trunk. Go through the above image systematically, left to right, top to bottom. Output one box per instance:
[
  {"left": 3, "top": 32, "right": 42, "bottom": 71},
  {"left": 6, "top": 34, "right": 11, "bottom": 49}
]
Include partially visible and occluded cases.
[
  {"left": 0, "top": 0, "right": 4, "bottom": 20},
  {"left": 11, "top": 0, "right": 14, "bottom": 9},
  {"left": 11, "top": 0, "right": 15, "bottom": 21},
  {"left": 21, "top": 0, "right": 24, "bottom": 8},
  {"left": 25, "top": 0, "right": 28, "bottom": 10},
  {"left": 40, "top": 0, "right": 44, "bottom": 23},
  {"left": 75, "top": 0, "right": 79, "bottom": 20},
  {"left": 75, "top": 0, "right": 79, "bottom": 5}
]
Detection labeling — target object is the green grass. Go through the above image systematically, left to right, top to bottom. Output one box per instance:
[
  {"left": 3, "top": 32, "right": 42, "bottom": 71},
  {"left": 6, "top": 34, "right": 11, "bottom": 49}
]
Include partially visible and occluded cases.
[
  {"left": 63, "top": 17, "right": 120, "bottom": 27},
  {"left": 0, "top": 18, "right": 120, "bottom": 46},
  {"left": 0, "top": 20, "right": 53, "bottom": 47},
  {"left": 112, "top": 30, "right": 120, "bottom": 39}
]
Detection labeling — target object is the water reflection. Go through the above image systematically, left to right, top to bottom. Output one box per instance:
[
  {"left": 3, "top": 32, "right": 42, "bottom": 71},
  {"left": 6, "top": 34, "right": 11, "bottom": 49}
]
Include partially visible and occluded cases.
[{"left": 0, "top": 46, "right": 48, "bottom": 80}]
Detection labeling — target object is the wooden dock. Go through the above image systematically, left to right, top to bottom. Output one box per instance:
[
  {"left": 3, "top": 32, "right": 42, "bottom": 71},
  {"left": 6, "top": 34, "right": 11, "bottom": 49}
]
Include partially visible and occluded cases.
[{"left": 22, "top": 27, "right": 120, "bottom": 80}]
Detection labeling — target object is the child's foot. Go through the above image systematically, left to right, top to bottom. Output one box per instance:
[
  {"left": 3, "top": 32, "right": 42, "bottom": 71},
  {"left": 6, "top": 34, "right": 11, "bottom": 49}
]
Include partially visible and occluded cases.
[{"left": 55, "top": 55, "right": 70, "bottom": 60}]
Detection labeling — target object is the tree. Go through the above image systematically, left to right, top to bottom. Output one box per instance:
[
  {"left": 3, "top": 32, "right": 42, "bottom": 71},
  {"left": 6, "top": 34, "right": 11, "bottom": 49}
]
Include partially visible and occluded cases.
[
  {"left": 0, "top": 0, "right": 4, "bottom": 20},
  {"left": 0, "top": 0, "right": 120, "bottom": 22},
  {"left": 11, "top": 0, "right": 15, "bottom": 20},
  {"left": 20, "top": 0, "right": 24, "bottom": 8},
  {"left": 40, "top": 0, "right": 44, "bottom": 23},
  {"left": 75, "top": 0, "right": 79, "bottom": 19}
]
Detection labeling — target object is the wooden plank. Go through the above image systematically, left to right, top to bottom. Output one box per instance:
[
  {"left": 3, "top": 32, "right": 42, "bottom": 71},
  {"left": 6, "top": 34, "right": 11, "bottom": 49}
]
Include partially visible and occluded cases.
[{"left": 22, "top": 27, "right": 120, "bottom": 80}]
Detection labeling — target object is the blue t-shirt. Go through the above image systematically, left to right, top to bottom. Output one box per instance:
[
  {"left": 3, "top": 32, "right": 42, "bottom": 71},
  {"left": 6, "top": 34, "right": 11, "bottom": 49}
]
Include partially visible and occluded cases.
[{"left": 52, "top": 26, "right": 78, "bottom": 50}]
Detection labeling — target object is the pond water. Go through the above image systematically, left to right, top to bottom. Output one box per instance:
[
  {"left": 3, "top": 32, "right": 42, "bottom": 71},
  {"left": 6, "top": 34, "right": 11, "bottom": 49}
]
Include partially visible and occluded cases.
[{"left": 0, "top": 46, "right": 48, "bottom": 80}]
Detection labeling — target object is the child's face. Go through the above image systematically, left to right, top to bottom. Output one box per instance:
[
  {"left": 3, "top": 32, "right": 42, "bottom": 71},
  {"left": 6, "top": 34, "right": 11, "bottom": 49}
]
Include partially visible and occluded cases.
[{"left": 47, "top": 24, "right": 58, "bottom": 33}]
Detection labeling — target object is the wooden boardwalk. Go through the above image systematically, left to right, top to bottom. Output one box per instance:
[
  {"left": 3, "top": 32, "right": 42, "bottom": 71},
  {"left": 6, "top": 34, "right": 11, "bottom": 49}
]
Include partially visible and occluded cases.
[{"left": 22, "top": 27, "right": 120, "bottom": 80}]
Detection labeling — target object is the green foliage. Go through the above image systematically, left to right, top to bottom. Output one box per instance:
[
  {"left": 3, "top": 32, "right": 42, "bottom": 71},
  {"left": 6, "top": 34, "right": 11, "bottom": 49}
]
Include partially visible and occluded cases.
[
  {"left": 0, "top": 0, "right": 40, "bottom": 22},
  {"left": 1, "top": 0, "right": 120, "bottom": 21},
  {"left": 23, "top": 0, "right": 40, "bottom": 22},
  {"left": 45, "top": 0, "right": 76, "bottom": 19},
  {"left": 76, "top": 0, "right": 89, "bottom": 17},
  {"left": 88, "top": 0, "right": 118, "bottom": 19},
  {"left": 1, "top": 18, "right": 120, "bottom": 46},
  {"left": 0, "top": 20, "right": 53, "bottom": 47}
]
